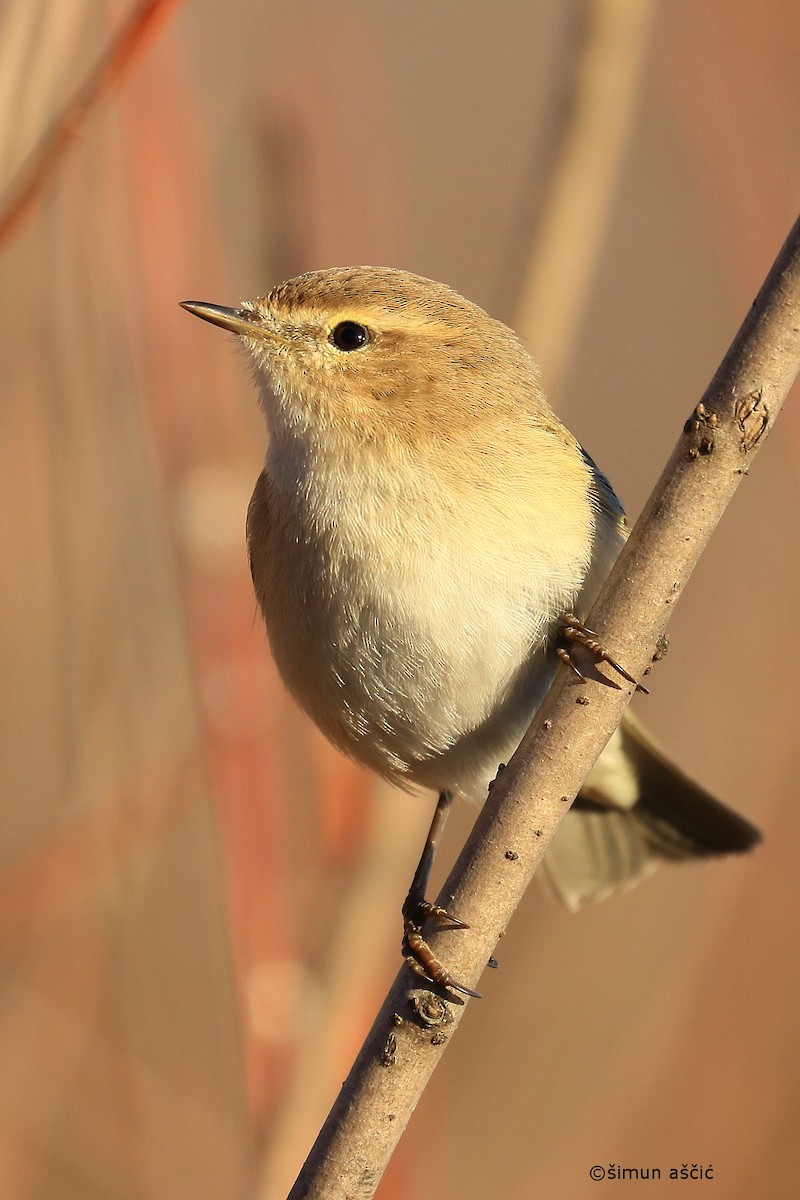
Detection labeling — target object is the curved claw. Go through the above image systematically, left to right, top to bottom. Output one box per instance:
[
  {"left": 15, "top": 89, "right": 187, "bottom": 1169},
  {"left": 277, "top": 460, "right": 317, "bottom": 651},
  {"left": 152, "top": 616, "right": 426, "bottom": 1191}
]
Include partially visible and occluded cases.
[
  {"left": 558, "top": 614, "right": 649, "bottom": 695},
  {"left": 402, "top": 898, "right": 479, "bottom": 998},
  {"left": 407, "top": 898, "right": 469, "bottom": 931},
  {"left": 404, "top": 951, "right": 481, "bottom": 999}
]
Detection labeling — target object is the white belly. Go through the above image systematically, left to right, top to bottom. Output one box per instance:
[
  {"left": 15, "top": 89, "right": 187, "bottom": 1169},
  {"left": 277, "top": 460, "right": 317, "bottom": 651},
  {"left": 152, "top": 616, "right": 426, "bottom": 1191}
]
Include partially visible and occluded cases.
[{"left": 252, "top": 432, "right": 598, "bottom": 798}]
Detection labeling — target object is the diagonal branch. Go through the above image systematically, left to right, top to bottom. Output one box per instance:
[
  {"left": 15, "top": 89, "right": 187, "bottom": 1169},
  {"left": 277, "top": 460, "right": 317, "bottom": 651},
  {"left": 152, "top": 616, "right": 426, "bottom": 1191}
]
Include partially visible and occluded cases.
[{"left": 287, "top": 212, "right": 800, "bottom": 1200}]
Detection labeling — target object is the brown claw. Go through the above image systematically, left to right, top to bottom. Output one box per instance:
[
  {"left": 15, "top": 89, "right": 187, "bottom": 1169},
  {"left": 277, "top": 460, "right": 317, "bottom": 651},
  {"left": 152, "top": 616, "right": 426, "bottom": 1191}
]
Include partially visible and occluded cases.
[
  {"left": 558, "top": 614, "right": 649, "bottom": 695},
  {"left": 402, "top": 897, "right": 479, "bottom": 998},
  {"left": 408, "top": 898, "right": 468, "bottom": 931},
  {"left": 403, "top": 940, "right": 481, "bottom": 1000}
]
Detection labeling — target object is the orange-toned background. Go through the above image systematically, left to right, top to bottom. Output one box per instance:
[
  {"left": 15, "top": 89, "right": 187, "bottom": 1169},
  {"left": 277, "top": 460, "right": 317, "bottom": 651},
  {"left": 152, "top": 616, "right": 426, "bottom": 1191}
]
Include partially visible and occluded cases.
[{"left": 2, "top": 2, "right": 799, "bottom": 1197}]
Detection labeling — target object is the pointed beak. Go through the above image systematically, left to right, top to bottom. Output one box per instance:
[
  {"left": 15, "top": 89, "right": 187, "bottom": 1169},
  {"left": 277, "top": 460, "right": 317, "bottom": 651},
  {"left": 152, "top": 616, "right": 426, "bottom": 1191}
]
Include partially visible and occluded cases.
[{"left": 180, "top": 301, "right": 265, "bottom": 338}]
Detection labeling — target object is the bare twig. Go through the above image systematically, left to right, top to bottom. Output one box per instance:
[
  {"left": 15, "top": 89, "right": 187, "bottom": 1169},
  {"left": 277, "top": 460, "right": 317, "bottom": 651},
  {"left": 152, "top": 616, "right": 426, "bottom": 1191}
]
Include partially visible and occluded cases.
[
  {"left": 0, "top": 0, "right": 182, "bottom": 251},
  {"left": 286, "top": 214, "right": 800, "bottom": 1200}
]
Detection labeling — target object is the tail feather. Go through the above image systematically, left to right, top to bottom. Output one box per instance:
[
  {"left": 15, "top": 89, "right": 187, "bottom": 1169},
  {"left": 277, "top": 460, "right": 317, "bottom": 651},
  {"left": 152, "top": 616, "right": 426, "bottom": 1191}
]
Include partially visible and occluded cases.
[
  {"left": 540, "top": 711, "right": 761, "bottom": 910},
  {"left": 618, "top": 713, "right": 762, "bottom": 857}
]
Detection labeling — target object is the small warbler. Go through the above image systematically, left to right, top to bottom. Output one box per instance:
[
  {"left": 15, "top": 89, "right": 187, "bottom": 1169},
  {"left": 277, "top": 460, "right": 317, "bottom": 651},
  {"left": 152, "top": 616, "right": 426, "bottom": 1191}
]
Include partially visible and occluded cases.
[{"left": 182, "top": 267, "right": 760, "bottom": 996}]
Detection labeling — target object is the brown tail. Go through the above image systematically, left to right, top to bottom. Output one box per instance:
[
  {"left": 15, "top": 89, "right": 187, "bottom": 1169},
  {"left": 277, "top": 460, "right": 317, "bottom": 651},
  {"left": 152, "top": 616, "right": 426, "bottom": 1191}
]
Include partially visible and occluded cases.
[{"left": 540, "top": 711, "right": 761, "bottom": 910}]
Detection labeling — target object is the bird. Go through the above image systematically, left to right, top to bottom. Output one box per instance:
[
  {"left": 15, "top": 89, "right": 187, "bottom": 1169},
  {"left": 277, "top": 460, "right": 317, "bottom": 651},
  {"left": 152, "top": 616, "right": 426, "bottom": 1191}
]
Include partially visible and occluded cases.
[{"left": 181, "top": 266, "right": 761, "bottom": 996}]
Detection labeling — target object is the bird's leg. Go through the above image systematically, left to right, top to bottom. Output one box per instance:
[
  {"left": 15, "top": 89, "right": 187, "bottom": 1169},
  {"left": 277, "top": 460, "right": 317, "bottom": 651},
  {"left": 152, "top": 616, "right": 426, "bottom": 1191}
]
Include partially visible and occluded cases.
[
  {"left": 557, "top": 613, "right": 649, "bottom": 695},
  {"left": 402, "top": 791, "right": 480, "bottom": 999}
]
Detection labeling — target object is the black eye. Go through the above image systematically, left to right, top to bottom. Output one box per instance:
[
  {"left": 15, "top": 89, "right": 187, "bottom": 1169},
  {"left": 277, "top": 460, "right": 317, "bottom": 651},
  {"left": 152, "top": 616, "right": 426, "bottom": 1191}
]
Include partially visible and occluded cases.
[{"left": 330, "top": 321, "right": 370, "bottom": 351}]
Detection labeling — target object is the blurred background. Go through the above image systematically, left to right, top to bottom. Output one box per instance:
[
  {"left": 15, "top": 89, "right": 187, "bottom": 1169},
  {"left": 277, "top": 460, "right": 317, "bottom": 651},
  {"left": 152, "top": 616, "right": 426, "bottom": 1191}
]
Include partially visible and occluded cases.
[{"left": 2, "top": 1, "right": 799, "bottom": 1196}]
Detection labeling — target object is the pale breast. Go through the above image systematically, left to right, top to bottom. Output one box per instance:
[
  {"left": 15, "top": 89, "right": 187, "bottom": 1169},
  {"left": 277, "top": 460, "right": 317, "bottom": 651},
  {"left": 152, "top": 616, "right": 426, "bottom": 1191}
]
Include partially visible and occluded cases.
[{"left": 247, "top": 427, "right": 605, "bottom": 798}]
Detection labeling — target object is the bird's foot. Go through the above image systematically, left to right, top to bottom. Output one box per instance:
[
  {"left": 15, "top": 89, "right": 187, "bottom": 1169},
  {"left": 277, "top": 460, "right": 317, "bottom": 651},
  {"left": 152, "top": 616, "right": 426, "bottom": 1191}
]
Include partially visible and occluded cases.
[
  {"left": 557, "top": 613, "right": 649, "bottom": 695},
  {"left": 402, "top": 893, "right": 480, "bottom": 999}
]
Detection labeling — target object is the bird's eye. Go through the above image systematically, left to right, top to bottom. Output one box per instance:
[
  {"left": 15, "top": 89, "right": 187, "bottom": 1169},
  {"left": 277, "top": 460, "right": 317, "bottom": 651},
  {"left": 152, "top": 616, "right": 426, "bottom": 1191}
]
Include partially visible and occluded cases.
[{"left": 330, "top": 321, "right": 371, "bottom": 351}]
